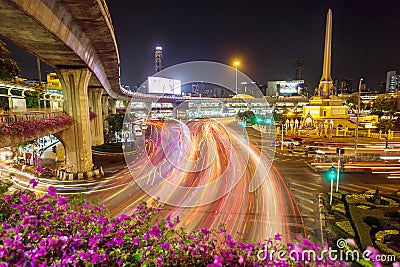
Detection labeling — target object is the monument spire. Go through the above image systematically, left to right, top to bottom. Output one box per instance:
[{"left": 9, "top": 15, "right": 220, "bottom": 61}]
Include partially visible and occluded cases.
[{"left": 319, "top": 9, "right": 333, "bottom": 96}]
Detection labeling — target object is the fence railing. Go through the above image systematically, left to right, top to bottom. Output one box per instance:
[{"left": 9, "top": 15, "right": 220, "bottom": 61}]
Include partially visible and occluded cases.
[
  {"left": 0, "top": 111, "right": 66, "bottom": 123},
  {"left": 312, "top": 153, "right": 389, "bottom": 163}
]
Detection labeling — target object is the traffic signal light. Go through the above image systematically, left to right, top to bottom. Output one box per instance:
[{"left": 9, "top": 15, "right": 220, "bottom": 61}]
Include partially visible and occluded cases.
[
  {"left": 265, "top": 118, "right": 272, "bottom": 125},
  {"left": 52, "top": 146, "right": 56, "bottom": 153},
  {"left": 336, "top": 148, "right": 345, "bottom": 154},
  {"left": 340, "top": 161, "right": 345, "bottom": 172},
  {"left": 328, "top": 166, "right": 336, "bottom": 181}
]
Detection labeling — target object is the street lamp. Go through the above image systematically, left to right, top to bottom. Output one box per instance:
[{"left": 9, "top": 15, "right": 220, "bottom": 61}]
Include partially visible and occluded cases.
[
  {"left": 234, "top": 61, "right": 240, "bottom": 96},
  {"left": 355, "top": 77, "right": 363, "bottom": 151}
]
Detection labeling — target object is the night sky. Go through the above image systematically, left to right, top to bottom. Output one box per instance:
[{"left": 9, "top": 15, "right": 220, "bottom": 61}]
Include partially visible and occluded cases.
[{"left": 2, "top": 0, "right": 400, "bottom": 90}]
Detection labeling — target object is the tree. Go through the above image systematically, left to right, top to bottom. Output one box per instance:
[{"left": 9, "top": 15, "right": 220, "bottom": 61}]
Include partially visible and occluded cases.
[
  {"left": 0, "top": 40, "right": 20, "bottom": 80},
  {"left": 346, "top": 94, "right": 365, "bottom": 109},
  {"left": 371, "top": 94, "right": 397, "bottom": 118},
  {"left": 106, "top": 113, "right": 124, "bottom": 133},
  {"left": 377, "top": 119, "right": 394, "bottom": 132}
]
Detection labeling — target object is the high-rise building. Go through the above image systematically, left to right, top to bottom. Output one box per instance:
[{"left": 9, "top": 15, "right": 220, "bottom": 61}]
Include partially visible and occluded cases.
[
  {"left": 155, "top": 46, "right": 163, "bottom": 73},
  {"left": 294, "top": 58, "right": 304, "bottom": 80},
  {"left": 386, "top": 70, "right": 396, "bottom": 92},
  {"left": 389, "top": 75, "right": 400, "bottom": 92},
  {"left": 334, "top": 79, "right": 353, "bottom": 94},
  {"left": 380, "top": 81, "right": 387, "bottom": 93}
]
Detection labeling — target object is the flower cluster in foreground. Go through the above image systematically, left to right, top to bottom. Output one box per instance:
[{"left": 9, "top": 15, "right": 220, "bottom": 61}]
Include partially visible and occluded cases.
[{"left": 0, "top": 181, "right": 394, "bottom": 266}]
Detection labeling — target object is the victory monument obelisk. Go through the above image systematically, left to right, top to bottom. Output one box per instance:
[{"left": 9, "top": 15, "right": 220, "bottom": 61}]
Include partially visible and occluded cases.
[
  {"left": 317, "top": 8, "right": 333, "bottom": 97},
  {"left": 302, "top": 9, "right": 349, "bottom": 125}
]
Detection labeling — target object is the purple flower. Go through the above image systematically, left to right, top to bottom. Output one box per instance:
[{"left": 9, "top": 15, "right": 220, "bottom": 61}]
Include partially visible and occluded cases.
[
  {"left": 29, "top": 178, "right": 38, "bottom": 188},
  {"left": 47, "top": 186, "right": 57, "bottom": 196},
  {"left": 20, "top": 194, "right": 29, "bottom": 205},
  {"left": 4, "top": 195, "right": 11, "bottom": 201},
  {"left": 56, "top": 196, "right": 68, "bottom": 206},
  {"left": 166, "top": 215, "right": 174, "bottom": 228},
  {"left": 2, "top": 222, "right": 9, "bottom": 229},
  {"left": 148, "top": 225, "right": 162, "bottom": 238},
  {"left": 220, "top": 227, "right": 226, "bottom": 233},
  {"left": 201, "top": 228, "right": 210, "bottom": 235},
  {"left": 274, "top": 233, "right": 282, "bottom": 241},
  {"left": 133, "top": 237, "right": 140, "bottom": 245},
  {"left": 4, "top": 238, "right": 13, "bottom": 247},
  {"left": 160, "top": 241, "right": 170, "bottom": 251},
  {"left": 91, "top": 253, "right": 99, "bottom": 264},
  {"left": 213, "top": 255, "right": 223, "bottom": 266},
  {"left": 156, "top": 257, "right": 163, "bottom": 267}
]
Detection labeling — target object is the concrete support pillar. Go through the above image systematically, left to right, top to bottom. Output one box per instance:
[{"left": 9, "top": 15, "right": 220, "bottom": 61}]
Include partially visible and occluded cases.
[
  {"left": 56, "top": 68, "right": 93, "bottom": 174},
  {"left": 89, "top": 87, "right": 104, "bottom": 146},
  {"left": 101, "top": 95, "right": 109, "bottom": 119},
  {"left": 109, "top": 99, "right": 117, "bottom": 114}
]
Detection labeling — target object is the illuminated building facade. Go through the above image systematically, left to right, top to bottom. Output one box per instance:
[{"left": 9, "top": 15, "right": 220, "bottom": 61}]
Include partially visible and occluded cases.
[{"left": 155, "top": 46, "right": 164, "bottom": 73}]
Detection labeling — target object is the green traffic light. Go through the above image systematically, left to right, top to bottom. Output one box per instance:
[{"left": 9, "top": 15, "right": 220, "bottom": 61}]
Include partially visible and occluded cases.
[{"left": 328, "top": 166, "right": 336, "bottom": 180}]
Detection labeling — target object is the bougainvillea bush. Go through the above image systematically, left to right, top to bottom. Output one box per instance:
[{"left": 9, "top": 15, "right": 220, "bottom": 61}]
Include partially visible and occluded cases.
[
  {"left": 0, "top": 116, "right": 73, "bottom": 138},
  {"left": 0, "top": 181, "right": 393, "bottom": 267}
]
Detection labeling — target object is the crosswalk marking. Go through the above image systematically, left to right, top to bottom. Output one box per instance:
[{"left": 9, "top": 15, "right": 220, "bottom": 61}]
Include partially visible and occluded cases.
[
  {"left": 291, "top": 182, "right": 321, "bottom": 191},
  {"left": 342, "top": 184, "right": 370, "bottom": 191},
  {"left": 373, "top": 185, "right": 399, "bottom": 192},
  {"left": 290, "top": 187, "right": 315, "bottom": 196},
  {"left": 294, "top": 194, "right": 314, "bottom": 205},
  {"left": 297, "top": 203, "right": 314, "bottom": 213},
  {"left": 304, "top": 217, "right": 316, "bottom": 223}
]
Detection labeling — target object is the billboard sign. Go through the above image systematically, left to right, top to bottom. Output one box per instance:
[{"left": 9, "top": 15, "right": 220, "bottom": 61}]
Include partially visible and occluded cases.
[{"left": 148, "top": 77, "right": 181, "bottom": 95}]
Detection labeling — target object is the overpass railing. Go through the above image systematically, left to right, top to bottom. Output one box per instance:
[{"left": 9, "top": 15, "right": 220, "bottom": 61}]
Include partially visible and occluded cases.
[{"left": 0, "top": 111, "right": 65, "bottom": 124}]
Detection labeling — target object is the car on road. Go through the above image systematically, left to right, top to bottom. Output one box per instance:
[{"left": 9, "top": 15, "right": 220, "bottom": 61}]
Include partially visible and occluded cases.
[
  {"left": 134, "top": 125, "right": 143, "bottom": 136},
  {"left": 291, "top": 137, "right": 304, "bottom": 144},
  {"left": 281, "top": 138, "right": 300, "bottom": 147},
  {"left": 292, "top": 147, "right": 306, "bottom": 155},
  {"left": 306, "top": 147, "right": 319, "bottom": 155}
]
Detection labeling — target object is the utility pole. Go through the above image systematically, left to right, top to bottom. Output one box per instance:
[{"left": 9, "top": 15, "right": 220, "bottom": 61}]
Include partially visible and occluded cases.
[
  {"left": 36, "top": 58, "right": 42, "bottom": 110},
  {"left": 355, "top": 78, "right": 363, "bottom": 152},
  {"left": 336, "top": 148, "right": 344, "bottom": 192}
]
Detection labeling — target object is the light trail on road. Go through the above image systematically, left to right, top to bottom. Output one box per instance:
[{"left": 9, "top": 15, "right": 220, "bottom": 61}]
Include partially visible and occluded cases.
[{"left": 89, "top": 119, "right": 305, "bottom": 243}]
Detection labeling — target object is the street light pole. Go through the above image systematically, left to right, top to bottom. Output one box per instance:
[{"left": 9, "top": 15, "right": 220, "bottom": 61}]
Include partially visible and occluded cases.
[
  {"left": 234, "top": 61, "right": 240, "bottom": 96},
  {"left": 235, "top": 65, "right": 238, "bottom": 95},
  {"left": 355, "top": 78, "right": 363, "bottom": 152},
  {"left": 336, "top": 148, "right": 341, "bottom": 192},
  {"left": 330, "top": 177, "right": 333, "bottom": 205}
]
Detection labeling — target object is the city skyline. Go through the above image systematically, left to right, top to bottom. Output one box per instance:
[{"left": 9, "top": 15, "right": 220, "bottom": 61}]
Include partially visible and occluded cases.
[{"left": 1, "top": 0, "right": 400, "bottom": 91}]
